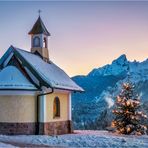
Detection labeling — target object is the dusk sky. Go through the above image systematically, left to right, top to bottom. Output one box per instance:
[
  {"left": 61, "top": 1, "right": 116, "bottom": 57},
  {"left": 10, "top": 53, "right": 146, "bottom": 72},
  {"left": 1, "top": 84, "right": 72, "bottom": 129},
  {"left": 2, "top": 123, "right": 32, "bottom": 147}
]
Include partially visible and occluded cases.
[{"left": 0, "top": 1, "right": 148, "bottom": 76}]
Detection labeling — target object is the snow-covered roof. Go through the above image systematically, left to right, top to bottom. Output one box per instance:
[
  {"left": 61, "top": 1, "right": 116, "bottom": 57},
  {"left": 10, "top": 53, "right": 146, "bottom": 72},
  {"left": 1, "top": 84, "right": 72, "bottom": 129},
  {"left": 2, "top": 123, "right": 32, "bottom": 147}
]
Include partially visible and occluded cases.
[
  {"left": 14, "top": 47, "right": 83, "bottom": 91},
  {"left": 0, "top": 66, "right": 37, "bottom": 90}
]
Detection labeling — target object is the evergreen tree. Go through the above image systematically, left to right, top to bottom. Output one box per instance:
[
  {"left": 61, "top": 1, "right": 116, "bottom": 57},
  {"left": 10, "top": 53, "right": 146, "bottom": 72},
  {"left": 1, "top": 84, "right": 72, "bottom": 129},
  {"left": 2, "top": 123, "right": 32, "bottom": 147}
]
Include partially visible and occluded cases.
[{"left": 111, "top": 81, "right": 147, "bottom": 135}]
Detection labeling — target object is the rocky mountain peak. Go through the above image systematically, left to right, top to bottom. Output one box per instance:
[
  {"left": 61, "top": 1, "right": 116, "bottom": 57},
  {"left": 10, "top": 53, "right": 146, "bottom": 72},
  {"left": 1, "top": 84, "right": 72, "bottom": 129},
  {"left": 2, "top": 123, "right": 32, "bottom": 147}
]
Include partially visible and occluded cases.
[
  {"left": 88, "top": 54, "right": 129, "bottom": 77},
  {"left": 112, "top": 54, "right": 128, "bottom": 65}
]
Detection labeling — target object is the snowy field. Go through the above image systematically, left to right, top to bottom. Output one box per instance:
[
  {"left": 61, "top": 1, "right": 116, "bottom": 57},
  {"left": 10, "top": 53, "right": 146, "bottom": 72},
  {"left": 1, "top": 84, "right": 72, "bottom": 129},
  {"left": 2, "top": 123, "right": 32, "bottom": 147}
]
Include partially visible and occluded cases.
[{"left": 0, "top": 130, "right": 148, "bottom": 147}]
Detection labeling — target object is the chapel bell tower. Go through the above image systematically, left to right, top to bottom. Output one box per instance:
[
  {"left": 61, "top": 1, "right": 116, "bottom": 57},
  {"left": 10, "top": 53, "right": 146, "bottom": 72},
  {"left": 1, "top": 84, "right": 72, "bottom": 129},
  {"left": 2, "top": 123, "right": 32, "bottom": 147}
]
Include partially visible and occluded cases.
[{"left": 28, "top": 13, "right": 50, "bottom": 62}]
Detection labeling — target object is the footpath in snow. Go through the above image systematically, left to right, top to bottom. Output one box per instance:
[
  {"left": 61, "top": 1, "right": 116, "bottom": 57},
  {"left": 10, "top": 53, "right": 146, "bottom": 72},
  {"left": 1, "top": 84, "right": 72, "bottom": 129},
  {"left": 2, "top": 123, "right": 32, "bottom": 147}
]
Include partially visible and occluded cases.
[{"left": 0, "top": 130, "right": 148, "bottom": 147}]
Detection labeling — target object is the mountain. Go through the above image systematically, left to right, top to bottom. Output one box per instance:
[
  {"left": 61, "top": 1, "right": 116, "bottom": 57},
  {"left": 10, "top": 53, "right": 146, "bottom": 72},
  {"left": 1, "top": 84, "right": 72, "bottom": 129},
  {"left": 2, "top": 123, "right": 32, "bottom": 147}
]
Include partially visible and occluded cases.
[
  {"left": 72, "top": 54, "right": 148, "bottom": 130},
  {"left": 88, "top": 54, "right": 128, "bottom": 77}
]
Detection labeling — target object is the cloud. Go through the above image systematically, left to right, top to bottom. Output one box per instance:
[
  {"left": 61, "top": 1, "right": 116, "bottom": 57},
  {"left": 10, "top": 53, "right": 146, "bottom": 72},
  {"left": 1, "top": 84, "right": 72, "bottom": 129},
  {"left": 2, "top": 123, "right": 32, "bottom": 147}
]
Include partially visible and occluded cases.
[
  {"left": 104, "top": 92, "right": 114, "bottom": 108},
  {"left": 138, "top": 92, "right": 143, "bottom": 100}
]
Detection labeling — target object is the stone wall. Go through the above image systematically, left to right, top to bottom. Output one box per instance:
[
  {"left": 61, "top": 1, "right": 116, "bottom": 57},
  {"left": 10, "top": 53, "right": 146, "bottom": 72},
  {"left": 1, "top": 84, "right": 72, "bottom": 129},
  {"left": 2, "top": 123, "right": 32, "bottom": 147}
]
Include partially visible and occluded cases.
[
  {"left": 39, "top": 120, "right": 73, "bottom": 135},
  {"left": 0, "top": 121, "right": 73, "bottom": 135},
  {"left": 0, "top": 122, "right": 37, "bottom": 135}
]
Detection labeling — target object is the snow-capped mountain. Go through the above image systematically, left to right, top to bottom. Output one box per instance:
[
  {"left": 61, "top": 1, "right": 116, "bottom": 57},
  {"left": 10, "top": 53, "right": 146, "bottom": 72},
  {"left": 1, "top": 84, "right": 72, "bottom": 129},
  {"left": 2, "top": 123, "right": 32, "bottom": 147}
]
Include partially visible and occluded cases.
[
  {"left": 72, "top": 54, "right": 148, "bottom": 130},
  {"left": 88, "top": 54, "right": 129, "bottom": 77},
  {"left": 88, "top": 54, "right": 148, "bottom": 80}
]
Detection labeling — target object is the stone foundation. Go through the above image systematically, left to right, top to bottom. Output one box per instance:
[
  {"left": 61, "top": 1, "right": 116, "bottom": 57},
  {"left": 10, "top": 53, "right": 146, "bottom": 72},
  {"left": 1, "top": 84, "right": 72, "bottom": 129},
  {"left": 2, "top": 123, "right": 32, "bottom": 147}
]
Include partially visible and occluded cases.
[
  {"left": 39, "top": 120, "right": 73, "bottom": 135},
  {"left": 0, "top": 121, "right": 73, "bottom": 135},
  {"left": 0, "top": 122, "right": 37, "bottom": 135}
]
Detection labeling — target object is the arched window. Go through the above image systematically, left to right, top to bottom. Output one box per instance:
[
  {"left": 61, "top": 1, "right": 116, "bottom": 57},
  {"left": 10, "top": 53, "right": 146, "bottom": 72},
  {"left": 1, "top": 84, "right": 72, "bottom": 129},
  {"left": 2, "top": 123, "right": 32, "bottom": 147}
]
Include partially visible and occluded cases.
[
  {"left": 33, "top": 36, "right": 40, "bottom": 47},
  {"left": 43, "top": 37, "right": 47, "bottom": 48},
  {"left": 53, "top": 97, "right": 60, "bottom": 118}
]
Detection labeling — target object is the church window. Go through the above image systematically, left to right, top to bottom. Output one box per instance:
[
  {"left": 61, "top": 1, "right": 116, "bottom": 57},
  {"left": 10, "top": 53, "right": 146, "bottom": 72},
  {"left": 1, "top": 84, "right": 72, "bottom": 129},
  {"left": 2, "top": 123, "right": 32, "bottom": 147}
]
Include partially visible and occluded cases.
[
  {"left": 33, "top": 36, "right": 40, "bottom": 47},
  {"left": 43, "top": 37, "right": 47, "bottom": 48},
  {"left": 53, "top": 97, "right": 60, "bottom": 118}
]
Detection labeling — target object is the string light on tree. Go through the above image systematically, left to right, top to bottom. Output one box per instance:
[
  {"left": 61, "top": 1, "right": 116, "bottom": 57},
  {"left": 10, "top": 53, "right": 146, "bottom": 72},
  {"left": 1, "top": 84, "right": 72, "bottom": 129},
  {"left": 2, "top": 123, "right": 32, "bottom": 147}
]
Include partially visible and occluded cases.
[{"left": 111, "top": 81, "right": 147, "bottom": 135}]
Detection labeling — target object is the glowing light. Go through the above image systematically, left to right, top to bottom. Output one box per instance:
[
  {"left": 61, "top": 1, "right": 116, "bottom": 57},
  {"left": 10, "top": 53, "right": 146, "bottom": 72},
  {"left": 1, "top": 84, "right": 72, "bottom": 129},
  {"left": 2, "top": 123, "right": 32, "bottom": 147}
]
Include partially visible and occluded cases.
[
  {"left": 126, "top": 100, "right": 131, "bottom": 106},
  {"left": 127, "top": 127, "right": 131, "bottom": 132}
]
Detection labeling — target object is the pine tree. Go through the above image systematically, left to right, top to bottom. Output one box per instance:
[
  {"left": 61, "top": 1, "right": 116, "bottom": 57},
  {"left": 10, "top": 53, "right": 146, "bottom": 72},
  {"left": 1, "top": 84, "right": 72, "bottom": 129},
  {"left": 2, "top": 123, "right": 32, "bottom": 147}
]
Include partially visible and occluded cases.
[{"left": 111, "top": 81, "right": 147, "bottom": 135}]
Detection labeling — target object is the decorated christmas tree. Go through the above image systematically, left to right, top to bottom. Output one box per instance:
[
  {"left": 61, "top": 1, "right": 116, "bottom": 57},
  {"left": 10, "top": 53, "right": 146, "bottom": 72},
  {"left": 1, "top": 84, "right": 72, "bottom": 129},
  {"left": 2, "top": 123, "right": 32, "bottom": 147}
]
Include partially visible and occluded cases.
[{"left": 111, "top": 81, "right": 147, "bottom": 135}]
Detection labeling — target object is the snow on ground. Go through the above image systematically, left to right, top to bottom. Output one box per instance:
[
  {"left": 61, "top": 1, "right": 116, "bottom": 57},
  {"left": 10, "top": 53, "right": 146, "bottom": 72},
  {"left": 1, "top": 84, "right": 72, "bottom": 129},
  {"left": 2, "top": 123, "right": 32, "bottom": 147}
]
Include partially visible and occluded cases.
[
  {"left": 0, "top": 130, "right": 148, "bottom": 147},
  {"left": 0, "top": 142, "right": 16, "bottom": 148}
]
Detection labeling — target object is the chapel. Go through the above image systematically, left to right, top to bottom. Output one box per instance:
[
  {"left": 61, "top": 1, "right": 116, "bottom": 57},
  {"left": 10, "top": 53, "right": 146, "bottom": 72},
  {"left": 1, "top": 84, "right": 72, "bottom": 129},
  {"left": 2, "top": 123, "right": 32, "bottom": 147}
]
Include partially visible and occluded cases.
[{"left": 0, "top": 15, "right": 83, "bottom": 135}]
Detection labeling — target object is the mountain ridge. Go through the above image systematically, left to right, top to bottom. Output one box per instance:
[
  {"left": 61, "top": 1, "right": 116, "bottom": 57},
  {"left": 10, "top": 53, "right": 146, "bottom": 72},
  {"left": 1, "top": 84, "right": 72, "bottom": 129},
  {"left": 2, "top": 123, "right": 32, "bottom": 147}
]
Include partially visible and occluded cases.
[
  {"left": 72, "top": 54, "right": 148, "bottom": 130},
  {"left": 88, "top": 54, "right": 148, "bottom": 77}
]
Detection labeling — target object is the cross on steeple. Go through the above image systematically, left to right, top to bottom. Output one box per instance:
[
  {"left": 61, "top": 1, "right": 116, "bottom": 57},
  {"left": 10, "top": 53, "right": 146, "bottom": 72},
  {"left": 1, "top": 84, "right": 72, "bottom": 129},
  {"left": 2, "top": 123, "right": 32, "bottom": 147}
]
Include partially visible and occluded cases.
[{"left": 38, "top": 9, "right": 42, "bottom": 16}]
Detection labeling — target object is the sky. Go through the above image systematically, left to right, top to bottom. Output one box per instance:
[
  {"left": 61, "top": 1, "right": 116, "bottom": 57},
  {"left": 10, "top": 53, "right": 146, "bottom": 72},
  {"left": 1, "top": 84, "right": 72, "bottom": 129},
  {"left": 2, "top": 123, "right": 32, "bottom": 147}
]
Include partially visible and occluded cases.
[{"left": 0, "top": 1, "right": 148, "bottom": 76}]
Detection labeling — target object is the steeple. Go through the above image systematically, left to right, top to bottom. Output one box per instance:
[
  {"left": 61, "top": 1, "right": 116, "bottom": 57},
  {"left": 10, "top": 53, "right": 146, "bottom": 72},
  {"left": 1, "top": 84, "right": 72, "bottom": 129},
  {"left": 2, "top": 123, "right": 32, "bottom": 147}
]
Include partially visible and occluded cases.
[
  {"left": 28, "top": 14, "right": 50, "bottom": 62},
  {"left": 28, "top": 16, "right": 50, "bottom": 36}
]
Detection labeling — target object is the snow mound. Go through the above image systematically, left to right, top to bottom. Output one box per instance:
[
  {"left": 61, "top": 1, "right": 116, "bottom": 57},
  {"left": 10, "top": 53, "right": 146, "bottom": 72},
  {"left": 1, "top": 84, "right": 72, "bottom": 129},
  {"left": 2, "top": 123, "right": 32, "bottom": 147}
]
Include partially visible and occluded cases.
[
  {"left": 0, "top": 130, "right": 147, "bottom": 147},
  {"left": 0, "top": 142, "right": 16, "bottom": 147}
]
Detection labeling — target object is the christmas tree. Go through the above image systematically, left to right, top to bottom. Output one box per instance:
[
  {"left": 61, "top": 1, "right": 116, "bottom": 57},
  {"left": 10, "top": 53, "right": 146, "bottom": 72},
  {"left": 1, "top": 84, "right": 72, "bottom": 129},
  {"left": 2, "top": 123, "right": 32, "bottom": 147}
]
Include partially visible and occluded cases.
[{"left": 111, "top": 81, "right": 147, "bottom": 135}]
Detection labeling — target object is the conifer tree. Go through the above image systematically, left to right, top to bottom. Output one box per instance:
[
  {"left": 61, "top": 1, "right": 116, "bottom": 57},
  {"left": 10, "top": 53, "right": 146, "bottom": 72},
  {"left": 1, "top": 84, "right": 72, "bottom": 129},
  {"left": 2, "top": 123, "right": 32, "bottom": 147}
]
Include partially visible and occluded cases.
[{"left": 111, "top": 81, "right": 147, "bottom": 135}]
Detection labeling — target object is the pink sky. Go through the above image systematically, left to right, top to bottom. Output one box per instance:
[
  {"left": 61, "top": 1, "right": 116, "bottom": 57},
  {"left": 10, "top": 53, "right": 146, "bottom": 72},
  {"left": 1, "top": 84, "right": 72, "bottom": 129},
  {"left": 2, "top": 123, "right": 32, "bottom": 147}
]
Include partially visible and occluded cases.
[{"left": 0, "top": 1, "right": 148, "bottom": 76}]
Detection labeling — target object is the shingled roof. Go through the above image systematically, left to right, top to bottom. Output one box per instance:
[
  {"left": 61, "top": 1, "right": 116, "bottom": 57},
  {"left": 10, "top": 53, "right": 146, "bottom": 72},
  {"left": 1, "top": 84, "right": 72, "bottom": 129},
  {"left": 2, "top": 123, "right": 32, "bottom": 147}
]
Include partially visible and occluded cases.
[{"left": 28, "top": 16, "right": 50, "bottom": 36}]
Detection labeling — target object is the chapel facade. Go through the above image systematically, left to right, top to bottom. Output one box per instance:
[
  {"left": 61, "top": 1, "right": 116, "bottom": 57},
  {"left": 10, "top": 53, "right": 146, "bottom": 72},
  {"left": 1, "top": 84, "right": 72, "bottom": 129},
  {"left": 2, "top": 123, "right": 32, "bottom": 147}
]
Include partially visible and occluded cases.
[{"left": 0, "top": 15, "right": 83, "bottom": 135}]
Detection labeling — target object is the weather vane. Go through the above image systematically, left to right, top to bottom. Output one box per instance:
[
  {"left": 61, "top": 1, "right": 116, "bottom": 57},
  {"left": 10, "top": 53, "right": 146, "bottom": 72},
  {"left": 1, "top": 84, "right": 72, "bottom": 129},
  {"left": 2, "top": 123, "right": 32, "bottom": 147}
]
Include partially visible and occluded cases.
[{"left": 38, "top": 9, "right": 42, "bottom": 16}]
